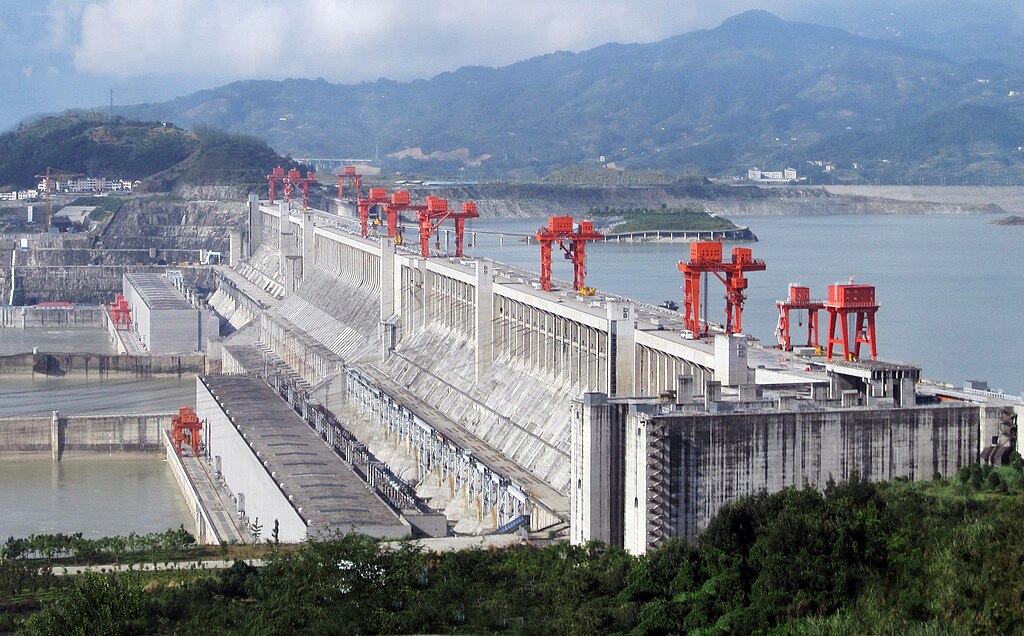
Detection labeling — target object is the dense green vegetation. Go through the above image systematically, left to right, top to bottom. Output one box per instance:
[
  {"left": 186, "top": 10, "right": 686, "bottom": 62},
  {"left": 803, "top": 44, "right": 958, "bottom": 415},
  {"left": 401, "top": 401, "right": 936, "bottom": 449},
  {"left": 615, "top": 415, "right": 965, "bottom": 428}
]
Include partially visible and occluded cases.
[
  {"left": 0, "top": 113, "right": 196, "bottom": 189},
  {"left": 0, "top": 114, "right": 307, "bottom": 193},
  {"left": 145, "top": 126, "right": 309, "bottom": 192},
  {"left": 590, "top": 206, "right": 739, "bottom": 233},
  {"left": 6, "top": 466, "right": 1024, "bottom": 634},
  {"left": 1, "top": 527, "right": 196, "bottom": 565}
]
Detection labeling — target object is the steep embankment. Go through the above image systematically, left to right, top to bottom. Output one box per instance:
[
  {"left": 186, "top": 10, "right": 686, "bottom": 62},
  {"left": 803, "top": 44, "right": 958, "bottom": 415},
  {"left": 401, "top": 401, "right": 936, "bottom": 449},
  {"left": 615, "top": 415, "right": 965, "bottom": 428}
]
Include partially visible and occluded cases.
[{"left": 6, "top": 199, "right": 244, "bottom": 304}]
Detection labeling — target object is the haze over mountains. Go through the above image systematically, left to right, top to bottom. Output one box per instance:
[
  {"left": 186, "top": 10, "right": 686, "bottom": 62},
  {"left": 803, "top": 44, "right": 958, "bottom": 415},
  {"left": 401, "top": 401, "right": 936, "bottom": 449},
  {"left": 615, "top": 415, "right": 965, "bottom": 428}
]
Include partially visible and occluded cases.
[{"left": 112, "top": 11, "right": 1024, "bottom": 183}]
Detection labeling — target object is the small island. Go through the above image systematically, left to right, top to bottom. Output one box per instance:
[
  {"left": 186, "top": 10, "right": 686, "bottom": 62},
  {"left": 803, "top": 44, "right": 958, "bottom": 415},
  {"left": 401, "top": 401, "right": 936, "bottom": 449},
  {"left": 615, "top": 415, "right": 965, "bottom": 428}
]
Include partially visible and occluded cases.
[
  {"left": 591, "top": 205, "right": 757, "bottom": 242},
  {"left": 992, "top": 215, "right": 1024, "bottom": 226}
]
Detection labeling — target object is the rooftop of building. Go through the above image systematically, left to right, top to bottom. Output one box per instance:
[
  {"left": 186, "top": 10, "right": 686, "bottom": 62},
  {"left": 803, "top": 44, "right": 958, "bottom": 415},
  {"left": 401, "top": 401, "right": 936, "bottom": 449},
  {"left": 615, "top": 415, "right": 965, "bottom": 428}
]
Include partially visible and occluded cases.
[
  {"left": 124, "top": 273, "right": 193, "bottom": 311},
  {"left": 199, "top": 375, "right": 404, "bottom": 534}
]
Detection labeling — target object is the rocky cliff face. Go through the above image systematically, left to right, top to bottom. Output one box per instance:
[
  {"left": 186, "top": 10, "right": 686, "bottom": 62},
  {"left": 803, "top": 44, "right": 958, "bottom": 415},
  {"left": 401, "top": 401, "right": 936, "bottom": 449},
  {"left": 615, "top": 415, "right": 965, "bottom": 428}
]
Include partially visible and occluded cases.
[{"left": 3, "top": 198, "right": 243, "bottom": 304}]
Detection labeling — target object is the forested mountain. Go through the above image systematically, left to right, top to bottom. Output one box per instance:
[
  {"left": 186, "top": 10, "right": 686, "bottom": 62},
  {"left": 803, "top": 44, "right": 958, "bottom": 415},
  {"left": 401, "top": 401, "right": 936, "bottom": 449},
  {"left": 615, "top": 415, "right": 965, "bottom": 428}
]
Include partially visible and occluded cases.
[
  {"left": 115, "top": 10, "right": 1024, "bottom": 184},
  {"left": 0, "top": 113, "right": 304, "bottom": 192}
]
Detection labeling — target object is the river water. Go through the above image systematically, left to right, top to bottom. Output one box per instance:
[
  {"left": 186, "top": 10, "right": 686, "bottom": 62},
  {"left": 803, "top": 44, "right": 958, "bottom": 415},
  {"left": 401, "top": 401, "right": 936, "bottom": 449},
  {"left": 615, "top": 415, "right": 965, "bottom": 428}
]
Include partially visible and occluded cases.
[
  {"left": 467, "top": 214, "right": 1023, "bottom": 396},
  {"left": 0, "top": 375, "right": 196, "bottom": 540},
  {"left": 0, "top": 458, "right": 192, "bottom": 539}
]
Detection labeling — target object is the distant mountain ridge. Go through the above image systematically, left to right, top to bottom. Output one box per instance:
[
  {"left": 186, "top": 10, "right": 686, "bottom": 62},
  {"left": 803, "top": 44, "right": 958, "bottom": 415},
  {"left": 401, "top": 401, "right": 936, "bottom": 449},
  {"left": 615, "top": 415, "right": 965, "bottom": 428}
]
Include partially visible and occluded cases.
[{"left": 96, "top": 11, "right": 1024, "bottom": 183}]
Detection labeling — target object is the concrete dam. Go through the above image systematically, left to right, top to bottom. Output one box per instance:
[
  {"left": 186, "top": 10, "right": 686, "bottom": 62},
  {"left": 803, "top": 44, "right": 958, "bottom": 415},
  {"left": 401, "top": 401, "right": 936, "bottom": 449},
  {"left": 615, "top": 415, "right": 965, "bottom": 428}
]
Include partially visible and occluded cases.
[{"left": 196, "top": 195, "right": 1012, "bottom": 552}]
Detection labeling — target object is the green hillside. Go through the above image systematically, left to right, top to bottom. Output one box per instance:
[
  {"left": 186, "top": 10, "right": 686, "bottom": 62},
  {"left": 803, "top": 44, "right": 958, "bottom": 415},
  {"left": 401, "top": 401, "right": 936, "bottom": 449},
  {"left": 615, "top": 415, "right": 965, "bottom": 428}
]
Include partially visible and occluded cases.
[
  {"left": 117, "top": 11, "right": 1024, "bottom": 184},
  {"left": 0, "top": 112, "right": 196, "bottom": 189},
  {"left": 0, "top": 113, "right": 306, "bottom": 192}
]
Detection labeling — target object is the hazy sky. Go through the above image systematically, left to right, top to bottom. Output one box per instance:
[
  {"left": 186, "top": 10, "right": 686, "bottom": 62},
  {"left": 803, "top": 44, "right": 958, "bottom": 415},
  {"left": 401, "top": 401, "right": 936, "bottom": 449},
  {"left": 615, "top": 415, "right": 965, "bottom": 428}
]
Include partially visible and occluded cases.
[{"left": 0, "top": 0, "right": 820, "bottom": 131}]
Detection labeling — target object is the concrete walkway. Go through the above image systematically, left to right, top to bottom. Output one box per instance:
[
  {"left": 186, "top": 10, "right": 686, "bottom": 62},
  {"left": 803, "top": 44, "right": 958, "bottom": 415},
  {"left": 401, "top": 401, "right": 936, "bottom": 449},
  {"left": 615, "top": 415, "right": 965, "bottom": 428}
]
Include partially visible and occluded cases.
[{"left": 179, "top": 453, "right": 247, "bottom": 544}]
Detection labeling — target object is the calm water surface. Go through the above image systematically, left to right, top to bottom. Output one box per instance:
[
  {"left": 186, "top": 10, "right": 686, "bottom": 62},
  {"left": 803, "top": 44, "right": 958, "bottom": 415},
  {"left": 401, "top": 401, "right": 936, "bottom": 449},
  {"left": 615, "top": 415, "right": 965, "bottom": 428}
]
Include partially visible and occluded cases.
[
  {"left": 467, "top": 214, "right": 1023, "bottom": 395},
  {"left": 0, "top": 458, "right": 192, "bottom": 539}
]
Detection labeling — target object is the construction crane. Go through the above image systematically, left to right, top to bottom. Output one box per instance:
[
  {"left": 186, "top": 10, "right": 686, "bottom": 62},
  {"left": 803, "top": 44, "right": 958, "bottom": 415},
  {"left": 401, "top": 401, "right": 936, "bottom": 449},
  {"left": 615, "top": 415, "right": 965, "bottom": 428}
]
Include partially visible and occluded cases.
[
  {"left": 337, "top": 165, "right": 363, "bottom": 199},
  {"left": 34, "top": 167, "right": 84, "bottom": 232},
  {"left": 415, "top": 197, "right": 479, "bottom": 257},
  {"left": 534, "top": 216, "right": 603, "bottom": 293},
  {"left": 677, "top": 241, "right": 766, "bottom": 336},
  {"left": 824, "top": 279, "right": 879, "bottom": 362},
  {"left": 776, "top": 284, "right": 824, "bottom": 351}
]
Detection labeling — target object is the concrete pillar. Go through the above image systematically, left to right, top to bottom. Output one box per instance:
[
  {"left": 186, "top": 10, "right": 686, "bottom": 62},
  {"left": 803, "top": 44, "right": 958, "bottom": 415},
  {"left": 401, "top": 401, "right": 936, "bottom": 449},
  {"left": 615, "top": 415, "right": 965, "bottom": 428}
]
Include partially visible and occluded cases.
[
  {"left": 247, "top": 194, "right": 262, "bottom": 254},
  {"left": 278, "top": 202, "right": 293, "bottom": 281},
  {"left": 302, "top": 213, "right": 315, "bottom": 278},
  {"left": 229, "top": 229, "right": 242, "bottom": 267},
  {"left": 379, "top": 236, "right": 395, "bottom": 321},
  {"left": 285, "top": 255, "right": 302, "bottom": 295},
  {"left": 475, "top": 261, "right": 494, "bottom": 382},
  {"left": 607, "top": 301, "right": 635, "bottom": 397},
  {"left": 714, "top": 334, "right": 749, "bottom": 386},
  {"left": 676, "top": 375, "right": 693, "bottom": 406},
  {"left": 899, "top": 377, "right": 917, "bottom": 407},
  {"left": 704, "top": 380, "right": 722, "bottom": 411},
  {"left": 811, "top": 383, "right": 829, "bottom": 402},
  {"left": 738, "top": 384, "right": 758, "bottom": 402},
  {"left": 50, "top": 410, "right": 61, "bottom": 462}
]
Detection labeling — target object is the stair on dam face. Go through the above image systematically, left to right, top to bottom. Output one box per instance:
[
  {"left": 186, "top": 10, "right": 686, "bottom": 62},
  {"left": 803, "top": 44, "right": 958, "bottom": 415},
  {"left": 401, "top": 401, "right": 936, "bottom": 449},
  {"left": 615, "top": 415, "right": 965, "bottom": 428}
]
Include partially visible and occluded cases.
[
  {"left": 377, "top": 325, "right": 578, "bottom": 496},
  {"left": 357, "top": 364, "right": 568, "bottom": 518}
]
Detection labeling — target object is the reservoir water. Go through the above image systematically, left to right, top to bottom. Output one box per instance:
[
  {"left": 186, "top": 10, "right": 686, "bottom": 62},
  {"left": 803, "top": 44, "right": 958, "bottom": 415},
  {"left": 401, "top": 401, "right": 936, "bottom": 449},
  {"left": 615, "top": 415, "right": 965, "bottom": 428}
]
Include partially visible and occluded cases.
[{"left": 468, "top": 214, "right": 1023, "bottom": 396}]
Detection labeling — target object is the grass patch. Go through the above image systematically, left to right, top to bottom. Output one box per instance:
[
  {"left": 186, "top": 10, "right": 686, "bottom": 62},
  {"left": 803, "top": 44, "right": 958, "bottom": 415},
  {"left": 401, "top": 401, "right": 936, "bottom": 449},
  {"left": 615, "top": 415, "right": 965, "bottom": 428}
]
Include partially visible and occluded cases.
[{"left": 590, "top": 205, "right": 740, "bottom": 233}]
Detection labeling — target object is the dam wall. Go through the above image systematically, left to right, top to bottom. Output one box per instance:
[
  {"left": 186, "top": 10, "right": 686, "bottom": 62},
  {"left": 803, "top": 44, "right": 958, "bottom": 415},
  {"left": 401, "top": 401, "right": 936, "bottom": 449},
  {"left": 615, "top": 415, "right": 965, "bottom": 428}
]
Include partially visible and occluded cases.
[
  {"left": 216, "top": 200, "right": 984, "bottom": 536},
  {"left": 0, "top": 352, "right": 209, "bottom": 377},
  {"left": 623, "top": 403, "right": 980, "bottom": 549},
  {"left": 0, "top": 412, "right": 172, "bottom": 459}
]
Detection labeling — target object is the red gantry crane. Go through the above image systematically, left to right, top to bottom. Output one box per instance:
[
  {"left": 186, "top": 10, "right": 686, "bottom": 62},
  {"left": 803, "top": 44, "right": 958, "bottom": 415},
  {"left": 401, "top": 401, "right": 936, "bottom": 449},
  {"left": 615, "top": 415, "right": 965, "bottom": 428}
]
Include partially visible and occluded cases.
[
  {"left": 336, "top": 165, "right": 363, "bottom": 199},
  {"left": 267, "top": 166, "right": 286, "bottom": 204},
  {"left": 267, "top": 167, "right": 318, "bottom": 210},
  {"left": 357, "top": 187, "right": 389, "bottom": 238},
  {"left": 384, "top": 190, "right": 427, "bottom": 242},
  {"left": 415, "top": 196, "right": 479, "bottom": 257},
  {"left": 534, "top": 216, "right": 603, "bottom": 294},
  {"left": 677, "top": 241, "right": 766, "bottom": 336},
  {"left": 824, "top": 279, "right": 879, "bottom": 362},
  {"left": 775, "top": 283, "right": 824, "bottom": 351},
  {"left": 108, "top": 293, "right": 132, "bottom": 330},
  {"left": 169, "top": 406, "right": 203, "bottom": 457}
]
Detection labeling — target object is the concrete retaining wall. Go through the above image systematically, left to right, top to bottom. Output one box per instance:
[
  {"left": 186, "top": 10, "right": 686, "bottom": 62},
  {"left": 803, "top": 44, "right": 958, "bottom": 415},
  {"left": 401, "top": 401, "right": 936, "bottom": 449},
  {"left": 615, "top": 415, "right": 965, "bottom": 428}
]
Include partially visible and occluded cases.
[
  {"left": 0, "top": 305, "right": 105, "bottom": 328},
  {"left": 0, "top": 353, "right": 209, "bottom": 377},
  {"left": 0, "top": 412, "right": 173, "bottom": 459}
]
